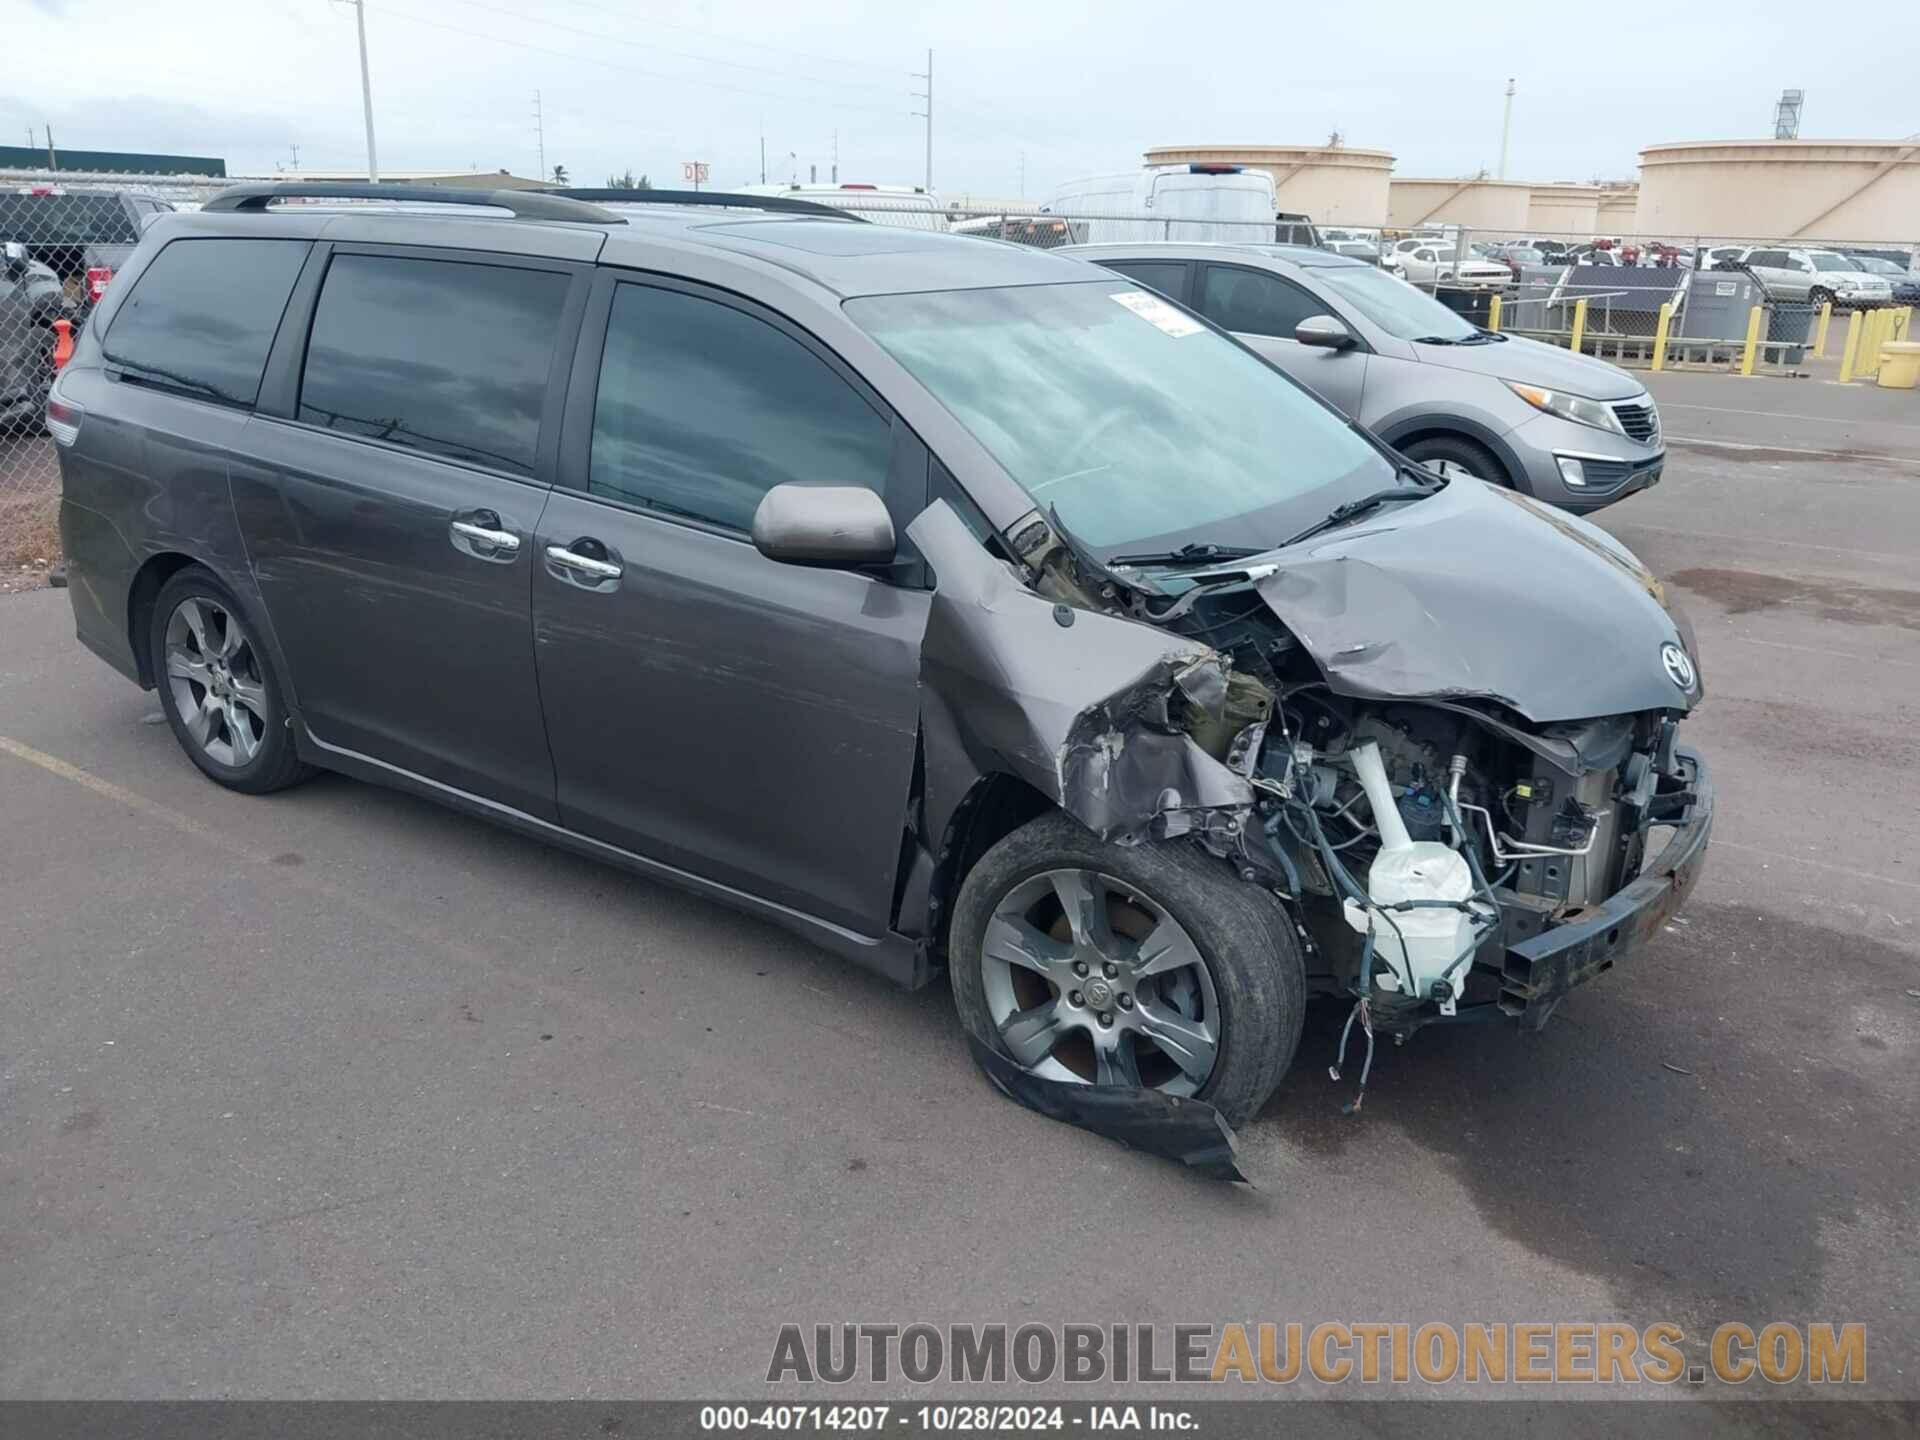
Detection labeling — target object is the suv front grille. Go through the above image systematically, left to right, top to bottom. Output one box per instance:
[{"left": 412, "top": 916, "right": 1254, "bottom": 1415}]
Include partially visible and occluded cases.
[{"left": 1613, "top": 399, "right": 1659, "bottom": 444}]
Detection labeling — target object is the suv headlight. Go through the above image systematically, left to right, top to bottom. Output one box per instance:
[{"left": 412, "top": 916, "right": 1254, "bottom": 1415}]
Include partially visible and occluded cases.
[{"left": 1504, "top": 381, "right": 1623, "bottom": 435}]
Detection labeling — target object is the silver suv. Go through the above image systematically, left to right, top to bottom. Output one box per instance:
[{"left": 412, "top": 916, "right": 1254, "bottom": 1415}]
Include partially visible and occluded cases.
[
  {"left": 1062, "top": 242, "right": 1665, "bottom": 511},
  {"left": 1736, "top": 246, "right": 1893, "bottom": 310}
]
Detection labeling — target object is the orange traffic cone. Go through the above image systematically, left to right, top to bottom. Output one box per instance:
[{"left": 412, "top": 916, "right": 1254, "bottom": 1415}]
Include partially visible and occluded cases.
[{"left": 51, "top": 318, "right": 74, "bottom": 370}]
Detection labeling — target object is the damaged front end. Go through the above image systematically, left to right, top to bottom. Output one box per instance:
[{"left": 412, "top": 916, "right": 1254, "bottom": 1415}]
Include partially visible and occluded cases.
[{"left": 910, "top": 478, "right": 1711, "bottom": 1159}]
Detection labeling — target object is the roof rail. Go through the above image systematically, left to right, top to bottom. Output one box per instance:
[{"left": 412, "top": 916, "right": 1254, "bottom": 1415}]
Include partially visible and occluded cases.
[
  {"left": 201, "top": 182, "right": 625, "bottom": 223},
  {"left": 542, "top": 187, "right": 866, "bottom": 222}
]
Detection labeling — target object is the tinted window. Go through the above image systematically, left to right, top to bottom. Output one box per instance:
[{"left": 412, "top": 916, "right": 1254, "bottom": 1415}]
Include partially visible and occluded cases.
[
  {"left": 0, "top": 194, "right": 139, "bottom": 245},
  {"left": 103, "top": 238, "right": 309, "bottom": 407},
  {"left": 1747, "top": 250, "right": 1786, "bottom": 267},
  {"left": 298, "top": 255, "right": 567, "bottom": 475},
  {"left": 1100, "top": 260, "right": 1188, "bottom": 301},
  {"left": 1198, "top": 266, "right": 1325, "bottom": 338},
  {"left": 587, "top": 283, "right": 892, "bottom": 532}
]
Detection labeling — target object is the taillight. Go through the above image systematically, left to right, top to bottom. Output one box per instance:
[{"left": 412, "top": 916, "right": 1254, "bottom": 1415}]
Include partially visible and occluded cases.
[
  {"left": 86, "top": 266, "right": 113, "bottom": 302},
  {"left": 46, "top": 392, "right": 84, "bottom": 447}
]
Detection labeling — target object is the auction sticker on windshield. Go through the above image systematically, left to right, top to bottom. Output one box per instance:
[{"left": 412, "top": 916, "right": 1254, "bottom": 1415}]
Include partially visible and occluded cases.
[{"left": 1109, "top": 289, "right": 1204, "bottom": 337}]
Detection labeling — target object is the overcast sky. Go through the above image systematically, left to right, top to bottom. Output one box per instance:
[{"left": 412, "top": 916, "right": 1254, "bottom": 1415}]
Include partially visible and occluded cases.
[{"left": 3, "top": 0, "right": 1911, "bottom": 200}]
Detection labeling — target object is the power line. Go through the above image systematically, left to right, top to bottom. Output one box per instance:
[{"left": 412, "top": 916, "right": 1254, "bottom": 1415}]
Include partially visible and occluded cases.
[
  {"left": 437, "top": 0, "right": 906, "bottom": 98},
  {"left": 546, "top": 0, "right": 905, "bottom": 77},
  {"left": 373, "top": 6, "right": 910, "bottom": 117}
]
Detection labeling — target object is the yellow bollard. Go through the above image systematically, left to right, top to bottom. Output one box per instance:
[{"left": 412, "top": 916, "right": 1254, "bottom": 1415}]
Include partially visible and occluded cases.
[
  {"left": 1487, "top": 293, "right": 1501, "bottom": 333},
  {"left": 1569, "top": 296, "right": 1588, "bottom": 354},
  {"left": 1651, "top": 301, "right": 1672, "bottom": 372},
  {"left": 1813, "top": 301, "right": 1833, "bottom": 357},
  {"left": 1739, "top": 305, "right": 1762, "bottom": 376},
  {"left": 1896, "top": 306, "right": 1913, "bottom": 342},
  {"left": 1838, "top": 309, "right": 1863, "bottom": 383},
  {"left": 1860, "top": 310, "right": 1886, "bottom": 380}
]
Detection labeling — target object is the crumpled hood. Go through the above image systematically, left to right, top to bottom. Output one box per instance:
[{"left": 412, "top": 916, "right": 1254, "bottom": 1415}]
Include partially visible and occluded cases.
[
  {"left": 1416, "top": 332, "right": 1646, "bottom": 399},
  {"left": 1255, "top": 479, "right": 1701, "bottom": 723}
]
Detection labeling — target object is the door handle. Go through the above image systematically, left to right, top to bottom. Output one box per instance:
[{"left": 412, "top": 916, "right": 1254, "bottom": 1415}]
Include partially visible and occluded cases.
[
  {"left": 451, "top": 519, "right": 521, "bottom": 553},
  {"left": 545, "top": 544, "right": 623, "bottom": 580}
]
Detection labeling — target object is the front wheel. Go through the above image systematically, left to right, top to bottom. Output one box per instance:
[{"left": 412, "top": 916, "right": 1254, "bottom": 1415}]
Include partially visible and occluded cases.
[
  {"left": 1810, "top": 287, "right": 1835, "bottom": 310},
  {"left": 1401, "top": 434, "right": 1510, "bottom": 488},
  {"left": 950, "top": 812, "right": 1306, "bottom": 1127}
]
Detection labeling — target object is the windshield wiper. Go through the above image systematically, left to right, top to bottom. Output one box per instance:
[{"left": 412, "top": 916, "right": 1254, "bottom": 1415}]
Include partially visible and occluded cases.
[
  {"left": 1410, "top": 334, "right": 1464, "bottom": 345},
  {"left": 1279, "top": 486, "right": 1430, "bottom": 549},
  {"left": 1106, "top": 541, "right": 1267, "bottom": 569}
]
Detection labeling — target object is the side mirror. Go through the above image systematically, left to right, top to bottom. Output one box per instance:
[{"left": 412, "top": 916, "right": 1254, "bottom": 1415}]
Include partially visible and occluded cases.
[
  {"left": 2, "top": 241, "right": 26, "bottom": 279},
  {"left": 1296, "top": 315, "right": 1355, "bottom": 350},
  {"left": 751, "top": 483, "right": 896, "bottom": 568}
]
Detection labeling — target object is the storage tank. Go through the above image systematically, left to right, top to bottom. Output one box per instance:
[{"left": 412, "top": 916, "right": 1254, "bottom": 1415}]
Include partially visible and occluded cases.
[
  {"left": 1637, "top": 141, "right": 1920, "bottom": 243},
  {"left": 1143, "top": 144, "right": 1393, "bottom": 225},
  {"left": 1387, "top": 177, "right": 1532, "bottom": 234},
  {"left": 1527, "top": 183, "right": 1601, "bottom": 238},
  {"left": 1595, "top": 184, "right": 1639, "bottom": 236}
]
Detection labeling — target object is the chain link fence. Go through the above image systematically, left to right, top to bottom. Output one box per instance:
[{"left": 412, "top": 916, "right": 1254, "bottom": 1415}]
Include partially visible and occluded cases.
[{"left": 4, "top": 171, "right": 1917, "bottom": 579}]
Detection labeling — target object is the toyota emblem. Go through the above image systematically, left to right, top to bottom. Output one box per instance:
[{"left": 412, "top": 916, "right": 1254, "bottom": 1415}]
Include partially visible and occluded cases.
[{"left": 1661, "top": 642, "right": 1696, "bottom": 691}]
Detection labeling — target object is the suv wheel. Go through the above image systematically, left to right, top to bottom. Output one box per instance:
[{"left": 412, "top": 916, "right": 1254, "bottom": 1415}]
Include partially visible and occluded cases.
[
  {"left": 1809, "top": 286, "right": 1835, "bottom": 311},
  {"left": 1402, "top": 434, "right": 1510, "bottom": 488},
  {"left": 149, "top": 567, "right": 312, "bottom": 794},
  {"left": 950, "top": 812, "right": 1305, "bottom": 1127}
]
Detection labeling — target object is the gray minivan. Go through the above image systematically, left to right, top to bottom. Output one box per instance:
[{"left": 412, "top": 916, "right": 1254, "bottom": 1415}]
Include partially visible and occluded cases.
[
  {"left": 49, "top": 184, "right": 1709, "bottom": 1147},
  {"left": 1063, "top": 242, "right": 1665, "bottom": 511}
]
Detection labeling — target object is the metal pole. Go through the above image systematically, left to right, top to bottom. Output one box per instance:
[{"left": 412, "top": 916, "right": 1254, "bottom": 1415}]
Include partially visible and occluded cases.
[
  {"left": 351, "top": 0, "right": 379, "bottom": 182},
  {"left": 910, "top": 50, "right": 933, "bottom": 191},
  {"left": 1498, "top": 79, "right": 1515, "bottom": 181},
  {"left": 533, "top": 91, "right": 545, "bottom": 183}
]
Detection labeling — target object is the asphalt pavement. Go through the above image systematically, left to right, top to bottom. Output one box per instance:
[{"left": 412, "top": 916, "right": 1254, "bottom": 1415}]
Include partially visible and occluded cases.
[{"left": 1, "top": 369, "right": 1916, "bottom": 1417}]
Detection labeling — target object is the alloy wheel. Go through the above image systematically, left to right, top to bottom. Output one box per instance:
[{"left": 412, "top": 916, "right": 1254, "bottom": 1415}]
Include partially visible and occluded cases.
[
  {"left": 163, "top": 596, "right": 268, "bottom": 768},
  {"left": 980, "top": 868, "right": 1220, "bottom": 1095}
]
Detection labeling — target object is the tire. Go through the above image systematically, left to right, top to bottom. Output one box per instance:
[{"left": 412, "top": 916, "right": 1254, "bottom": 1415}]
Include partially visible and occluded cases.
[
  {"left": 1809, "top": 287, "right": 1834, "bottom": 311},
  {"left": 1401, "top": 433, "right": 1511, "bottom": 488},
  {"left": 148, "top": 566, "right": 312, "bottom": 794},
  {"left": 950, "top": 811, "right": 1306, "bottom": 1127}
]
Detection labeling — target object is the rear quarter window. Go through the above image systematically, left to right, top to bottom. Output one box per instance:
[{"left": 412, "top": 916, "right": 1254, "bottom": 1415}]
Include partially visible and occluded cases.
[{"left": 102, "top": 237, "right": 311, "bottom": 407}]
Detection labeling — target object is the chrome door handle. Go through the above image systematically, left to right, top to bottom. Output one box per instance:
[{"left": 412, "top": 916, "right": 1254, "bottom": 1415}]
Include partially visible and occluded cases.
[
  {"left": 451, "top": 519, "right": 520, "bottom": 552},
  {"left": 545, "top": 545, "right": 622, "bottom": 580}
]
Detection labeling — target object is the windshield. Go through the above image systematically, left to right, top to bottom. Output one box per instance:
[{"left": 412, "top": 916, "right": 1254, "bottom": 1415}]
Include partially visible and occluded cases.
[
  {"left": 1811, "top": 253, "right": 1858, "bottom": 272},
  {"left": 1854, "top": 257, "right": 1902, "bottom": 276},
  {"left": 1313, "top": 263, "right": 1478, "bottom": 341},
  {"left": 847, "top": 281, "right": 1396, "bottom": 555}
]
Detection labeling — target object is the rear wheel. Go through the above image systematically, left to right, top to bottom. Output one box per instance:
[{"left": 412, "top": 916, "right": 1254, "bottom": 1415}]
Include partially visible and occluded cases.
[
  {"left": 1401, "top": 434, "right": 1511, "bottom": 488},
  {"left": 148, "top": 567, "right": 312, "bottom": 794},
  {"left": 950, "top": 811, "right": 1305, "bottom": 1127}
]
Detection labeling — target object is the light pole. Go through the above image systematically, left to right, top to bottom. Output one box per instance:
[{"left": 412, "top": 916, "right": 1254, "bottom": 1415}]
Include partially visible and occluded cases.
[
  {"left": 338, "top": 0, "right": 380, "bottom": 182},
  {"left": 911, "top": 49, "right": 933, "bottom": 192}
]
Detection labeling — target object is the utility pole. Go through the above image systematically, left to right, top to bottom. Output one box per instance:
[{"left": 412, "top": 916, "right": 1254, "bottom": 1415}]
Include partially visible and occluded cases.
[
  {"left": 339, "top": 0, "right": 380, "bottom": 182},
  {"left": 910, "top": 49, "right": 933, "bottom": 192},
  {"left": 1497, "top": 77, "right": 1515, "bottom": 181},
  {"left": 533, "top": 91, "right": 546, "bottom": 182},
  {"left": 759, "top": 119, "right": 766, "bottom": 184},
  {"left": 45, "top": 125, "right": 56, "bottom": 171},
  {"left": 831, "top": 129, "right": 838, "bottom": 184},
  {"left": 290, "top": 141, "right": 301, "bottom": 171},
  {"left": 1018, "top": 149, "right": 1026, "bottom": 200}
]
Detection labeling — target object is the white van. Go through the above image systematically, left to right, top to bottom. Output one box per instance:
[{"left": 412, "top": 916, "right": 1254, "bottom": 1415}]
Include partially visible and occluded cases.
[
  {"left": 1047, "top": 165, "right": 1280, "bottom": 245},
  {"left": 736, "top": 183, "right": 947, "bottom": 232}
]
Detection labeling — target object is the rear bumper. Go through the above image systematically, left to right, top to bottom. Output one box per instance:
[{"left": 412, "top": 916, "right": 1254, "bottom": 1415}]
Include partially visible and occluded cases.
[{"left": 1496, "top": 747, "right": 1713, "bottom": 1029}]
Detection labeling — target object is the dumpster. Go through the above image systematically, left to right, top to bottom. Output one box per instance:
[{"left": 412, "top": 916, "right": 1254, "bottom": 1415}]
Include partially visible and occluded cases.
[{"left": 1434, "top": 285, "right": 1498, "bottom": 326}]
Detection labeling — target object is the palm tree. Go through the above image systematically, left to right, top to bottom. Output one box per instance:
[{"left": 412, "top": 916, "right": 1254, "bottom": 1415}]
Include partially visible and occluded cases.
[{"left": 551, "top": 164, "right": 569, "bottom": 185}]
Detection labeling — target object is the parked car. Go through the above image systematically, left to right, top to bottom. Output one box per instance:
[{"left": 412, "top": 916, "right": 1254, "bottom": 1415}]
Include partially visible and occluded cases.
[
  {"left": 50, "top": 184, "right": 1710, "bottom": 1138},
  {"left": 0, "top": 186, "right": 173, "bottom": 309},
  {"left": 1274, "top": 211, "right": 1321, "bottom": 247},
  {"left": 950, "top": 214, "right": 1079, "bottom": 249},
  {"left": 1326, "top": 239, "right": 1382, "bottom": 265},
  {"left": 0, "top": 240, "right": 69, "bottom": 432},
  {"left": 1063, "top": 240, "right": 1665, "bottom": 511},
  {"left": 1396, "top": 242, "right": 1511, "bottom": 289},
  {"left": 1482, "top": 242, "right": 1546, "bottom": 278},
  {"left": 1738, "top": 247, "right": 1892, "bottom": 309},
  {"left": 1841, "top": 254, "right": 1920, "bottom": 306}
]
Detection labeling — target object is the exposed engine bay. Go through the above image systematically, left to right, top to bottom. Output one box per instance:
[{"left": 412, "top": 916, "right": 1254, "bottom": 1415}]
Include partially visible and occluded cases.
[{"left": 907, "top": 483, "right": 1712, "bottom": 1136}]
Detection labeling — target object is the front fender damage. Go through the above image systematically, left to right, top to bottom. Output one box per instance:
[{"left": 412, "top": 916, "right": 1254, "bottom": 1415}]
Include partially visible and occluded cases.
[{"left": 909, "top": 502, "right": 1262, "bottom": 1178}]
